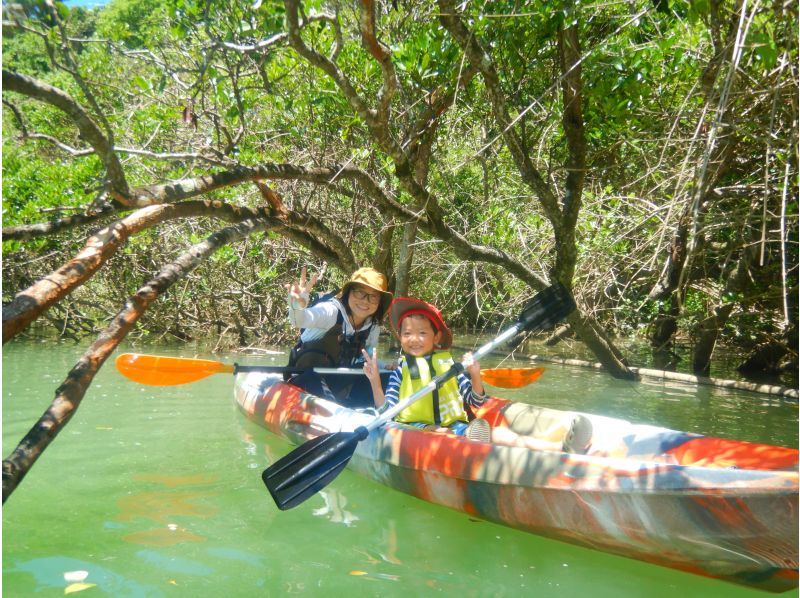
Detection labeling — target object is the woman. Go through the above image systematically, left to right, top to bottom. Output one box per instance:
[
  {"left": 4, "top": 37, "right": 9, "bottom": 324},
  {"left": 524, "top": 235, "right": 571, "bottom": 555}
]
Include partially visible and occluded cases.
[{"left": 286, "top": 266, "right": 392, "bottom": 406}]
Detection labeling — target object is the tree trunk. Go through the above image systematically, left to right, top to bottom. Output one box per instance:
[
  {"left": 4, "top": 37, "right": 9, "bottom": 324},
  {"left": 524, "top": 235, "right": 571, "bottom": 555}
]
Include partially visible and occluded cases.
[
  {"left": 651, "top": 298, "right": 681, "bottom": 370},
  {"left": 692, "top": 303, "right": 735, "bottom": 376},
  {"left": 738, "top": 340, "right": 790, "bottom": 378}
]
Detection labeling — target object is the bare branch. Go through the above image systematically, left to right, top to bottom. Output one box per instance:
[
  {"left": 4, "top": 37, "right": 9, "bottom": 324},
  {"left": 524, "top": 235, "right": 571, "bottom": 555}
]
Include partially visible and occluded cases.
[
  {"left": 2, "top": 69, "right": 131, "bottom": 201},
  {"left": 3, "top": 205, "right": 116, "bottom": 241},
  {"left": 2, "top": 218, "right": 269, "bottom": 502}
]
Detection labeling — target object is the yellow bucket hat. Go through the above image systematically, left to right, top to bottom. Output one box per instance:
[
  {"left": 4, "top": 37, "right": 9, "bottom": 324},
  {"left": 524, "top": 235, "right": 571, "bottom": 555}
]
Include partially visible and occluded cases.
[{"left": 339, "top": 267, "right": 393, "bottom": 314}]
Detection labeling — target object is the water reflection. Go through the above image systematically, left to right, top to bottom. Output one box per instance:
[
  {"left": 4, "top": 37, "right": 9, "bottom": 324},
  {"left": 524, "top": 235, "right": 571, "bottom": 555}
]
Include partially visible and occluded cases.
[
  {"left": 116, "top": 473, "right": 219, "bottom": 547},
  {"left": 312, "top": 488, "right": 360, "bottom": 527},
  {"left": 5, "top": 556, "right": 159, "bottom": 596}
]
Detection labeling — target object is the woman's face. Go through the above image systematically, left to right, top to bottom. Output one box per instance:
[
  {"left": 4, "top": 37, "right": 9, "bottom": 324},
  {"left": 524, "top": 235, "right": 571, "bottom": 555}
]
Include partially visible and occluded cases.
[
  {"left": 347, "top": 283, "right": 381, "bottom": 321},
  {"left": 399, "top": 314, "right": 442, "bottom": 357}
]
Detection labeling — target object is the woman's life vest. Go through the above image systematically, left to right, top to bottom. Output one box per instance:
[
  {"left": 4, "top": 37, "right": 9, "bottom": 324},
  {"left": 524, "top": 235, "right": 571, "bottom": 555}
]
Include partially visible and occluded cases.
[
  {"left": 288, "top": 295, "right": 373, "bottom": 369},
  {"left": 394, "top": 351, "right": 468, "bottom": 427}
]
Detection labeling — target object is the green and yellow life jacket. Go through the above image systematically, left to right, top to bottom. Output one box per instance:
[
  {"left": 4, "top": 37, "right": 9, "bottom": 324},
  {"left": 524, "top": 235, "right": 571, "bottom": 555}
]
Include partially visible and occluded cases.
[{"left": 394, "top": 351, "right": 468, "bottom": 427}]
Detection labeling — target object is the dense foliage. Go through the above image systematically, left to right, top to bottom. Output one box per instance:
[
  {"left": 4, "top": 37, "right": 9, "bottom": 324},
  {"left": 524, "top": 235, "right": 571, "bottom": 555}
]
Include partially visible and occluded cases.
[{"left": 2, "top": 0, "right": 797, "bottom": 383}]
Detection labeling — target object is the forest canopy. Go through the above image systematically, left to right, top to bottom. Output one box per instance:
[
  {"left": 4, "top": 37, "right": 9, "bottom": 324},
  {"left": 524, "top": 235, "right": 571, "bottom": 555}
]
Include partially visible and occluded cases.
[{"left": 2, "top": 0, "right": 797, "bottom": 384}]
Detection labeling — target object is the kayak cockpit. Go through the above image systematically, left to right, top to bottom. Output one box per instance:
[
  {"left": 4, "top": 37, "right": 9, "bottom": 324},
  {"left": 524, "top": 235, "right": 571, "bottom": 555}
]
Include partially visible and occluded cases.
[{"left": 474, "top": 398, "right": 799, "bottom": 471}]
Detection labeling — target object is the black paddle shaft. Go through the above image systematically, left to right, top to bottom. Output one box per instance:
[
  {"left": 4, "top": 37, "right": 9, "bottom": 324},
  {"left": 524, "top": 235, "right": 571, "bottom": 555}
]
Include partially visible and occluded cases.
[{"left": 262, "top": 283, "right": 576, "bottom": 510}]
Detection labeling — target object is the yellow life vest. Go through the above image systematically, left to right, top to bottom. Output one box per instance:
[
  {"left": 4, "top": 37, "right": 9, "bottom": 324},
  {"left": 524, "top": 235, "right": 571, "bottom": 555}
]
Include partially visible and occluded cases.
[{"left": 394, "top": 351, "right": 468, "bottom": 427}]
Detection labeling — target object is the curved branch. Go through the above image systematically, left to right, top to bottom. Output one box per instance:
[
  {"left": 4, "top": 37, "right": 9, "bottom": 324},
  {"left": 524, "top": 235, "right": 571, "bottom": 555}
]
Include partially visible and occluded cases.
[
  {"left": 359, "top": 0, "right": 397, "bottom": 123},
  {"left": 2, "top": 69, "right": 131, "bottom": 201},
  {"left": 2, "top": 98, "right": 27, "bottom": 135},
  {"left": 128, "top": 163, "right": 420, "bottom": 223},
  {"left": 2, "top": 198, "right": 361, "bottom": 343},
  {"left": 3, "top": 205, "right": 116, "bottom": 241},
  {"left": 2, "top": 218, "right": 269, "bottom": 502}
]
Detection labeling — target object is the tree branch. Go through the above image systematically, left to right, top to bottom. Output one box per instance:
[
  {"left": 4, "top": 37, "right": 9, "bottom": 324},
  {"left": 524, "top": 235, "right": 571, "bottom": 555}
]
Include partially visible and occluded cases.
[
  {"left": 359, "top": 0, "right": 397, "bottom": 123},
  {"left": 437, "top": 0, "right": 561, "bottom": 222},
  {"left": 2, "top": 69, "right": 131, "bottom": 201},
  {"left": 2, "top": 196, "right": 366, "bottom": 343},
  {"left": 3, "top": 205, "right": 116, "bottom": 241},
  {"left": 2, "top": 218, "right": 270, "bottom": 502}
]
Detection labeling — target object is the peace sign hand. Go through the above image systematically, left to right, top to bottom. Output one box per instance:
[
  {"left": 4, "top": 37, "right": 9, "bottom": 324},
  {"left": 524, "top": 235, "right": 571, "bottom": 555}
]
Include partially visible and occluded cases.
[
  {"left": 285, "top": 265, "right": 324, "bottom": 308},
  {"left": 362, "top": 348, "right": 381, "bottom": 384}
]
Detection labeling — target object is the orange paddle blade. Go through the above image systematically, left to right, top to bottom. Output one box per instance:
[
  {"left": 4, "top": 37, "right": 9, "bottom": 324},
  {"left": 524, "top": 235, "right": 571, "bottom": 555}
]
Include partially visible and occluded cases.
[
  {"left": 115, "top": 353, "right": 234, "bottom": 385},
  {"left": 481, "top": 367, "right": 544, "bottom": 388}
]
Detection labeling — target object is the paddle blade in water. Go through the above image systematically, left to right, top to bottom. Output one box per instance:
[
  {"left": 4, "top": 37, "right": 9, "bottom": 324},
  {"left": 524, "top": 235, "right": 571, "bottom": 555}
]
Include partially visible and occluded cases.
[
  {"left": 115, "top": 353, "right": 234, "bottom": 385},
  {"left": 481, "top": 367, "right": 544, "bottom": 388},
  {"left": 263, "top": 427, "right": 368, "bottom": 510}
]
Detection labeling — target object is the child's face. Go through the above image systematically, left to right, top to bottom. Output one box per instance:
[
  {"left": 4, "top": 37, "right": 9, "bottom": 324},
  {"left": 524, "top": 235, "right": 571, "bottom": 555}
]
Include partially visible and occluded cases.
[{"left": 399, "top": 314, "right": 442, "bottom": 357}]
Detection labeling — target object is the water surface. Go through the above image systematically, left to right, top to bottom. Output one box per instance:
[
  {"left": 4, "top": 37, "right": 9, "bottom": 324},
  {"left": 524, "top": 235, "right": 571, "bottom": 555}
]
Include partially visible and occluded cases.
[{"left": 3, "top": 340, "right": 797, "bottom": 596}]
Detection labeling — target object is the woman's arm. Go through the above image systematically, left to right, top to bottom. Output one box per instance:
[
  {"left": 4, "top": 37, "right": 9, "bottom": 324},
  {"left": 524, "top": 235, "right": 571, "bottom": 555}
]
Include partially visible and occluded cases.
[
  {"left": 286, "top": 266, "right": 332, "bottom": 329},
  {"left": 289, "top": 300, "right": 339, "bottom": 330}
]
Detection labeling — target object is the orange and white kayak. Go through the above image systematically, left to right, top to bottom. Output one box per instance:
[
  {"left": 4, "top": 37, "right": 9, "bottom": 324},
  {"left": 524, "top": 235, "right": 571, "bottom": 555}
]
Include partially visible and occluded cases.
[{"left": 235, "top": 371, "right": 798, "bottom": 592}]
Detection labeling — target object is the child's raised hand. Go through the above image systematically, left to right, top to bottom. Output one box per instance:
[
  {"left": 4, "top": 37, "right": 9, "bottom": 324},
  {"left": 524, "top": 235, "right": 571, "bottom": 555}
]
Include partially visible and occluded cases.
[
  {"left": 285, "top": 266, "right": 321, "bottom": 307},
  {"left": 362, "top": 348, "right": 381, "bottom": 383},
  {"left": 461, "top": 352, "right": 480, "bottom": 376}
]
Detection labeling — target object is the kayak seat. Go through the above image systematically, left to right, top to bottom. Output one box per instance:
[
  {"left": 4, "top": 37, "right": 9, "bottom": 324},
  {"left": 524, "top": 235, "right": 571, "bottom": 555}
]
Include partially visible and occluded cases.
[{"left": 500, "top": 403, "right": 592, "bottom": 452}]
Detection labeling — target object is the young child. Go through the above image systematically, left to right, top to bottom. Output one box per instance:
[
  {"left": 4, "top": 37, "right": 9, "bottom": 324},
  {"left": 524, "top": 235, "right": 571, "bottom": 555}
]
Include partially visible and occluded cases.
[
  {"left": 362, "top": 296, "right": 592, "bottom": 452},
  {"left": 362, "top": 297, "right": 487, "bottom": 437}
]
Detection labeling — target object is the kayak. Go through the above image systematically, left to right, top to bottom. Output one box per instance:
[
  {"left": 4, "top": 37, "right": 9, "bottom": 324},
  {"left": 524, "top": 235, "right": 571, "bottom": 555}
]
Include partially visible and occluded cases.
[{"left": 234, "top": 371, "right": 799, "bottom": 592}]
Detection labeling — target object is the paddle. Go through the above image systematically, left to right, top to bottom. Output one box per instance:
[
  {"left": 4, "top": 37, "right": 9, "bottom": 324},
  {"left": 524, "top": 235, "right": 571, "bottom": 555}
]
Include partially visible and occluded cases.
[
  {"left": 262, "top": 282, "right": 576, "bottom": 510},
  {"left": 115, "top": 353, "right": 545, "bottom": 389},
  {"left": 115, "top": 353, "right": 368, "bottom": 386},
  {"left": 481, "top": 367, "right": 544, "bottom": 388}
]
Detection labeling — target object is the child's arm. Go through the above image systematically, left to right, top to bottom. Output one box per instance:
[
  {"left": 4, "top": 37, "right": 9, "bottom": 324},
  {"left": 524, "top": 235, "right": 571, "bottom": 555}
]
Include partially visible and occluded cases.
[
  {"left": 362, "top": 348, "right": 386, "bottom": 407},
  {"left": 462, "top": 352, "right": 485, "bottom": 397}
]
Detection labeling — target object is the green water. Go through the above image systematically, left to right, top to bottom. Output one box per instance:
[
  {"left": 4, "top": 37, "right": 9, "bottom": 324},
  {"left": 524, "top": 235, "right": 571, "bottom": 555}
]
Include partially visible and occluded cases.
[{"left": 3, "top": 340, "right": 798, "bottom": 597}]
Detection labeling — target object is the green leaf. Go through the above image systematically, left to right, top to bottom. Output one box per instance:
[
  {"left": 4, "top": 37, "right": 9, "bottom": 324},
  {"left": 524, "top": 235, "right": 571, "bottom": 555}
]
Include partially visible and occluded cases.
[{"left": 132, "top": 75, "right": 150, "bottom": 91}]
